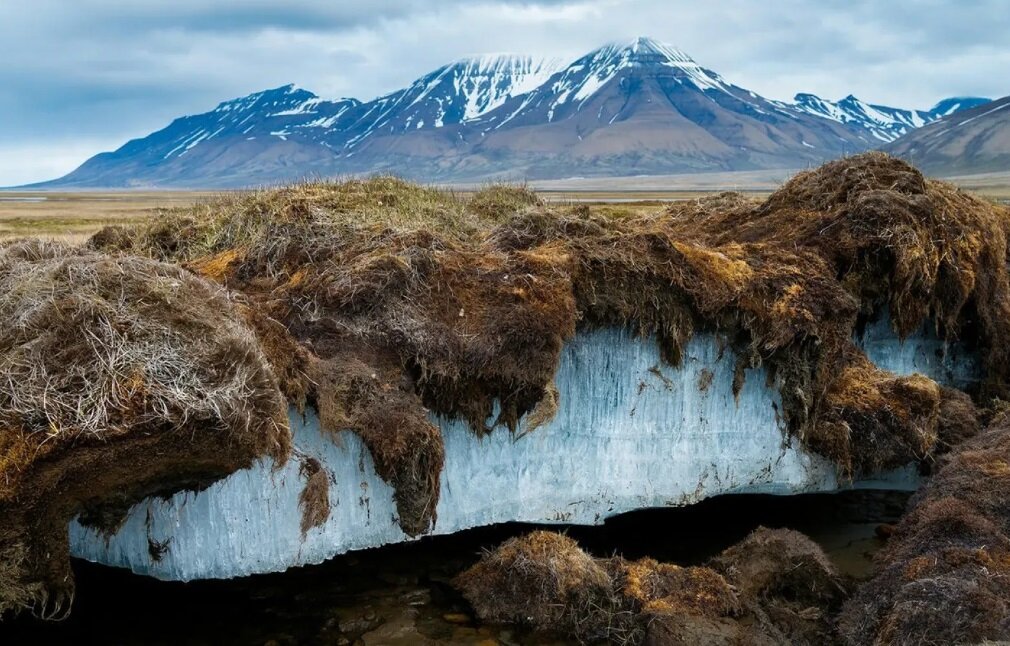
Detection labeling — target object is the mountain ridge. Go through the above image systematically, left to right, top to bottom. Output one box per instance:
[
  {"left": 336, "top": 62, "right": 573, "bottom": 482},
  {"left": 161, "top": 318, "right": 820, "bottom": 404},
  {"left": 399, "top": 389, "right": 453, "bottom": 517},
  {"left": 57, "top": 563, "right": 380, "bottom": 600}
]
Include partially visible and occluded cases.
[
  {"left": 31, "top": 37, "right": 992, "bottom": 188},
  {"left": 883, "top": 96, "right": 1010, "bottom": 175}
]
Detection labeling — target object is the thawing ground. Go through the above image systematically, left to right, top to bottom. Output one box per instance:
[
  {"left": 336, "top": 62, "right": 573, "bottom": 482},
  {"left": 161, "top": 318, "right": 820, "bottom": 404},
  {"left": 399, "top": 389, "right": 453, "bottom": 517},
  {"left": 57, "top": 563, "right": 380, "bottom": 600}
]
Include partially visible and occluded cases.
[{"left": 0, "top": 491, "right": 907, "bottom": 645}]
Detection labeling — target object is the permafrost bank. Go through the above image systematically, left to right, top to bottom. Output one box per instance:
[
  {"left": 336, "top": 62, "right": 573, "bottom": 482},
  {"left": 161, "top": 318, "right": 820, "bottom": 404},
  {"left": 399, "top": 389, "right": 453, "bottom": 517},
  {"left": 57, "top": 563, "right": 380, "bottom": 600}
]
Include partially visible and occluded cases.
[{"left": 69, "top": 317, "right": 976, "bottom": 581}]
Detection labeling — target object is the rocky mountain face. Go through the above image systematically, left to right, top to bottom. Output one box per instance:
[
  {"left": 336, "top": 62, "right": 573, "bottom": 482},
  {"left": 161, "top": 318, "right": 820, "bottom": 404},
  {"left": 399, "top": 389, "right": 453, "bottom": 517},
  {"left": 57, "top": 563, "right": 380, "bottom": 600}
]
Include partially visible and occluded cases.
[
  {"left": 33, "top": 37, "right": 990, "bottom": 188},
  {"left": 791, "top": 94, "right": 989, "bottom": 143},
  {"left": 883, "top": 96, "right": 1010, "bottom": 175}
]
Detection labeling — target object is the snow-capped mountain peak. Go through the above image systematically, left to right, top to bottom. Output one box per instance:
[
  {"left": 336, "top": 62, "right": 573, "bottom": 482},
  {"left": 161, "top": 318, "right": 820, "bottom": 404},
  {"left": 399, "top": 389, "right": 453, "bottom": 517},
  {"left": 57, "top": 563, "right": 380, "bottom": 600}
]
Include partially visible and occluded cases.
[
  {"left": 549, "top": 37, "right": 730, "bottom": 107},
  {"left": 338, "top": 53, "right": 564, "bottom": 144},
  {"left": 435, "top": 54, "right": 564, "bottom": 121},
  {"left": 212, "top": 85, "right": 316, "bottom": 114},
  {"left": 791, "top": 92, "right": 991, "bottom": 143},
  {"left": 794, "top": 93, "right": 926, "bottom": 142},
  {"left": 929, "top": 97, "right": 992, "bottom": 117}
]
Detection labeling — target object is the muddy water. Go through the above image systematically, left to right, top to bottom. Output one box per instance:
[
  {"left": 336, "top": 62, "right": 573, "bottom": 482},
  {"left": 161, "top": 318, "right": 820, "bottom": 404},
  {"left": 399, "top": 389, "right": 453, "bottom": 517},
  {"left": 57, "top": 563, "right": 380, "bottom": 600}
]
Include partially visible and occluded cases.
[{"left": 2, "top": 491, "right": 909, "bottom": 645}]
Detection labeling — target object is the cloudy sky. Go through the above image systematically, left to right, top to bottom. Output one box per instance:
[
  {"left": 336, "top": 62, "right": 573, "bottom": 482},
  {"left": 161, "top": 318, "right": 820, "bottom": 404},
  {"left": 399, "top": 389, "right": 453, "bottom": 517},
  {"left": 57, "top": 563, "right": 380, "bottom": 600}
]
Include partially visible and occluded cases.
[{"left": 1, "top": 0, "right": 1007, "bottom": 185}]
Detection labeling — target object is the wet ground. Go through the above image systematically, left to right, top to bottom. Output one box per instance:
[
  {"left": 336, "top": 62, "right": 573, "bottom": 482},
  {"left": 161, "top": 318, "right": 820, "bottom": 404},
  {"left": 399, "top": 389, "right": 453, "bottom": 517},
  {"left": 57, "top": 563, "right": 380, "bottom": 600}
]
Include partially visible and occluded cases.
[{"left": 1, "top": 490, "right": 909, "bottom": 645}]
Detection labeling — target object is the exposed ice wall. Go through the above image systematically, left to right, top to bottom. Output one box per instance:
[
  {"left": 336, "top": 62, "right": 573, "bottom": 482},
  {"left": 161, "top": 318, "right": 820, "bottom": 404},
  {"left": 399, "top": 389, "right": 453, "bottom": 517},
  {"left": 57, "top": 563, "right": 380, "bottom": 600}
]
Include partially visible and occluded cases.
[
  {"left": 859, "top": 310, "right": 979, "bottom": 392},
  {"left": 69, "top": 326, "right": 970, "bottom": 581}
]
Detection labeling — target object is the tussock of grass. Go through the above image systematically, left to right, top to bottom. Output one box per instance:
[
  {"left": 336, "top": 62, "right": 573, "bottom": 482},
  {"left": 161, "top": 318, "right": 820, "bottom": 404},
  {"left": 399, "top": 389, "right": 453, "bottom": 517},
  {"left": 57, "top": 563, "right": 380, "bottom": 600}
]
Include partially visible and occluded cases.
[
  {"left": 113, "top": 177, "right": 534, "bottom": 263},
  {"left": 0, "top": 239, "right": 289, "bottom": 619},
  {"left": 839, "top": 412, "right": 1010, "bottom": 644},
  {"left": 455, "top": 528, "right": 848, "bottom": 645},
  {"left": 454, "top": 531, "right": 640, "bottom": 644}
]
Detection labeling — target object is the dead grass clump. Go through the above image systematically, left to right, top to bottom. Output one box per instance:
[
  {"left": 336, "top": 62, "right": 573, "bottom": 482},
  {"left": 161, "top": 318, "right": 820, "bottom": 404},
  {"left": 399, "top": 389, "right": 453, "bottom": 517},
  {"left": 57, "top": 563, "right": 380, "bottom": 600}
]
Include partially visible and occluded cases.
[
  {"left": 675, "top": 153, "right": 1010, "bottom": 396},
  {"left": 466, "top": 183, "right": 543, "bottom": 221},
  {"left": 85, "top": 224, "right": 135, "bottom": 253},
  {"left": 0, "top": 239, "right": 290, "bottom": 619},
  {"left": 312, "top": 353, "right": 443, "bottom": 535},
  {"left": 813, "top": 355, "right": 941, "bottom": 475},
  {"left": 936, "top": 386, "right": 981, "bottom": 453},
  {"left": 839, "top": 416, "right": 1010, "bottom": 645},
  {"left": 297, "top": 457, "right": 330, "bottom": 536},
  {"left": 708, "top": 527, "right": 848, "bottom": 645},
  {"left": 710, "top": 527, "right": 846, "bottom": 606},
  {"left": 457, "top": 529, "right": 846, "bottom": 645},
  {"left": 454, "top": 531, "right": 635, "bottom": 643},
  {"left": 608, "top": 558, "right": 739, "bottom": 618}
]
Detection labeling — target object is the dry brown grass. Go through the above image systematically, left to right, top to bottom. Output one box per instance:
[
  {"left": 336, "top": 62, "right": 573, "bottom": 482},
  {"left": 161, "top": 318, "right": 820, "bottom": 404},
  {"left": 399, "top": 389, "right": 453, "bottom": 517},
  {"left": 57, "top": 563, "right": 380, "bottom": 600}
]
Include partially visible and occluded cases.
[
  {"left": 83, "top": 155, "right": 1004, "bottom": 542},
  {"left": 0, "top": 191, "right": 212, "bottom": 242},
  {"left": 0, "top": 239, "right": 289, "bottom": 619},
  {"left": 839, "top": 413, "right": 1010, "bottom": 645},
  {"left": 297, "top": 457, "right": 330, "bottom": 536},
  {"left": 455, "top": 528, "right": 848, "bottom": 645},
  {"left": 453, "top": 531, "right": 631, "bottom": 643}
]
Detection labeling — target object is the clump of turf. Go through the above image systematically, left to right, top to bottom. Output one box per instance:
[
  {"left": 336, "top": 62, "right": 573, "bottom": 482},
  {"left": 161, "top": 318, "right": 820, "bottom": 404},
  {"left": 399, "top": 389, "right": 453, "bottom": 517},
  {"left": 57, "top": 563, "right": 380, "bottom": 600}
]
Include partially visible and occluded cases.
[
  {"left": 89, "top": 155, "right": 1003, "bottom": 538},
  {"left": 95, "top": 177, "right": 569, "bottom": 533},
  {"left": 466, "top": 182, "right": 543, "bottom": 220},
  {"left": 0, "top": 239, "right": 290, "bottom": 619},
  {"left": 838, "top": 412, "right": 1010, "bottom": 645},
  {"left": 710, "top": 527, "right": 849, "bottom": 644},
  {"left": 455, "top": 528, "right": 848, "bottom": 645},
  {"left": 453, "top": 531, "right": 636, "bottom": 643}
]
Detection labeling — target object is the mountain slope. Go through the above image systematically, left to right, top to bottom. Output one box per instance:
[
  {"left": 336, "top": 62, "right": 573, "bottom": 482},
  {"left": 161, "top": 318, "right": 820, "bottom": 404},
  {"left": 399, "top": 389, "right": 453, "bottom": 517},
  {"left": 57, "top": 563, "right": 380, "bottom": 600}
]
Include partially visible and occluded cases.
[
  {"left": 32, "top": 37, "right": 990, "bottom": 188},
  {"left": 450, "top": 37, "right": 873, "bottom": 178},
  {"left": 334, "top": 55, "right": 562, "bottom": 148},
  {"left": 51, "top": 85, "right": 359, "bottom": 188},
  {"left": 790, "top": 94, "right": 990, "bottom": 143},
  {"left": 884, "top": 96, "right": 1010, "bottom": 175},
  {"left": 929, "top": 97, "right": 992, "bottom": 117}
]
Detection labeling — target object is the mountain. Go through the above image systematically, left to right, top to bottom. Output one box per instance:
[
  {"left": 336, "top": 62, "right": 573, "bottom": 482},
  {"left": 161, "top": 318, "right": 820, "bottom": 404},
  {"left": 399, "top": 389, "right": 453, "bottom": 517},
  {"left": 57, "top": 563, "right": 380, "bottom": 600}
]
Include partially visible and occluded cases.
[
  {"left": 31, "top": 37, "right": 990, "bottom": 188},
  {"left": 448, "top": 37, "right": 877, "bottom": 178},
  {"left": 335, "top": 55, "right": 563, "bottom": 146},
  {"left": 42, "top": 56, "right": 563, "bottom": 188},
  {"left": 54, "top": 85, "right": 361, "bottom": 188},
  {"left": 790, "top": 93, "right": 991, "bottom": 143},
  {"left": 883, "top": 96, "right": 1010, "bottom": 175},
  {"left": 928, "top": 97, "right": 992, "bottom": 117}
]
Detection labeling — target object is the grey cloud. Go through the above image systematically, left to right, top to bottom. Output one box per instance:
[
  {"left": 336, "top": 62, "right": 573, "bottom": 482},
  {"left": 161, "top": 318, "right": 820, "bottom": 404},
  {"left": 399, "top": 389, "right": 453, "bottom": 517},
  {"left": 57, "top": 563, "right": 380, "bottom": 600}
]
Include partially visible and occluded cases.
[{"left": 0, "top": 0, "right": 1007, "bottom": 185}]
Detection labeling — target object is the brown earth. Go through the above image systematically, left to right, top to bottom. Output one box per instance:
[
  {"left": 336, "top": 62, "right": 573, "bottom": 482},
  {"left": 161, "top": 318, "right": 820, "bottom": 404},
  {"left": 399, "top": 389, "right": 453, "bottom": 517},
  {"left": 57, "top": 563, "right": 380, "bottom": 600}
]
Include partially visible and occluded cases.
[{"left": 2, "top": 153, "right": 1007, "bottom": 622}]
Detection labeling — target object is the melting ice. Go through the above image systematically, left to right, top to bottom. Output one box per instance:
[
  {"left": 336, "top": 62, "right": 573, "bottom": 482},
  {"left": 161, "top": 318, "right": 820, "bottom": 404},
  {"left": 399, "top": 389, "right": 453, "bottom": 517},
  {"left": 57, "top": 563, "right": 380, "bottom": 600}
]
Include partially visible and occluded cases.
[{"left": 69, "top": 323, "right": 973, "bottom": 581}]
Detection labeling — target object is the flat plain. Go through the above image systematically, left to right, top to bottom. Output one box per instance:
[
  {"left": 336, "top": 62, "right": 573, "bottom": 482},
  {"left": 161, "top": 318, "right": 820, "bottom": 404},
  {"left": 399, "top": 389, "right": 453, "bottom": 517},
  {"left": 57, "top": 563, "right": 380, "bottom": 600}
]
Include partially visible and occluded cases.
[
  {"left": 2, "top": 169, "right": 1008, "bottom": 243},
  {"left": 0, "top": 191, "right": 219, "bottom": 243}
]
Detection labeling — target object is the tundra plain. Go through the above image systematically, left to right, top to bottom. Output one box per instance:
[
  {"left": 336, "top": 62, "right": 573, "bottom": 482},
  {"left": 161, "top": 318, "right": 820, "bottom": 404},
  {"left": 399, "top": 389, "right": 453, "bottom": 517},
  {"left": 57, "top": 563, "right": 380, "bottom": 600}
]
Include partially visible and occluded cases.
[{"left": 4, "top": 170, "right": 1009, "bottom": 242}]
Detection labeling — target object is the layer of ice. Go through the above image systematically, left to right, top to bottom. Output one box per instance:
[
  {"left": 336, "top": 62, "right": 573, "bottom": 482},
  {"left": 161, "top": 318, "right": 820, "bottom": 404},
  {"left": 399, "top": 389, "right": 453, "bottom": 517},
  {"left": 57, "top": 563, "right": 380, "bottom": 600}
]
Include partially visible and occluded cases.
[
  {"left": 859, "top": 311, "right": 978, "bottom": 392},
  {"left": 69, "top": 325, "right": 972, "bottom": 581}
]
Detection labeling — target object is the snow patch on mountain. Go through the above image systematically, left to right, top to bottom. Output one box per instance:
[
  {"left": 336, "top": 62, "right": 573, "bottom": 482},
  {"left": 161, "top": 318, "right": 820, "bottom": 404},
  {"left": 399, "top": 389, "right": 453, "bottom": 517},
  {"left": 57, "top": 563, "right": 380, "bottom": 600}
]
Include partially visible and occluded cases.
[
  {"left": 549, "top": 36, "right": 732, "bottom": 114},
  {"left": 455, "top": 54, "right": 563, "bottom": 120},
  {"left": 791, "top": 93, "right": 991, "bottom": 143},
  {"left": 930, "top": 97, "right": 992, "bottom": 117}
]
